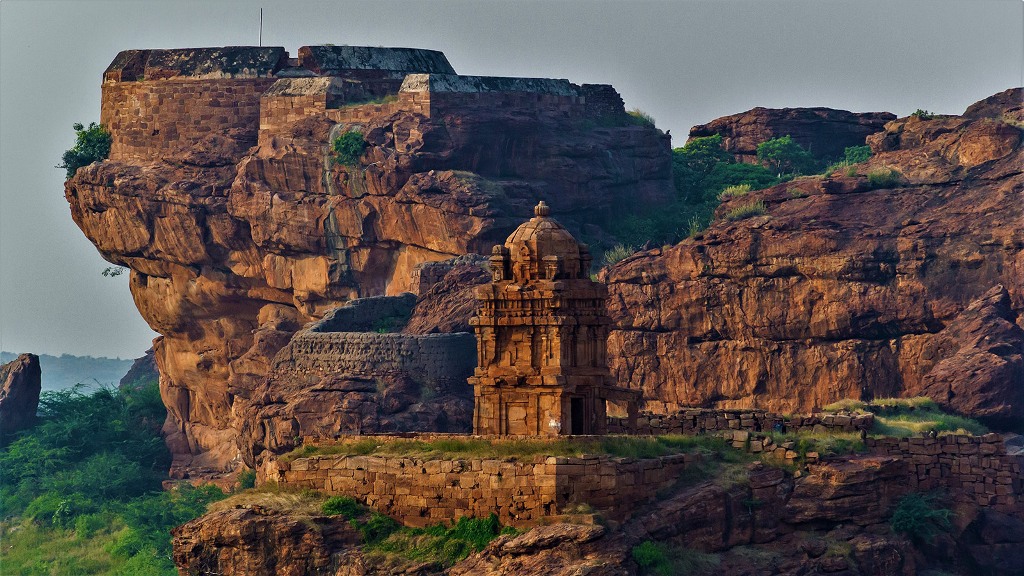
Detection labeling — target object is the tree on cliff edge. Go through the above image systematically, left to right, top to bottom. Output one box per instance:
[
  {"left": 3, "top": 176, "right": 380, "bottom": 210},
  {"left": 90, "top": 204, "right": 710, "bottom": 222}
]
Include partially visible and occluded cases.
[{"left": 58, "top": 122, "right": 111, "bottom": 179}]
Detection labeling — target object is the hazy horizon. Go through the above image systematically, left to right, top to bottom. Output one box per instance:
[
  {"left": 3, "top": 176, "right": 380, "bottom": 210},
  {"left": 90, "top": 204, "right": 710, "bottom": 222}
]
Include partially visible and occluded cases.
[{"left": 1, "top": 0, "right": 1021, "bottom": 359}]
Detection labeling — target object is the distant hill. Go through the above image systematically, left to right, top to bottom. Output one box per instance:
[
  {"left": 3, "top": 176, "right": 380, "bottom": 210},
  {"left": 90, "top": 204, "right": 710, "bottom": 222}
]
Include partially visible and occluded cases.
[{"left": 0, "top": 351, "right": 134, "bottom": 392}]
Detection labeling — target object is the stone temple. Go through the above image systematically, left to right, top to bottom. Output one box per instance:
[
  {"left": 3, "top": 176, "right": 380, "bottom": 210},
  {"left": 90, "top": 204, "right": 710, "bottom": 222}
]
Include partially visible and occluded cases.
[{"left": 469, "top": 202, "right": 639, "bottom": 436}]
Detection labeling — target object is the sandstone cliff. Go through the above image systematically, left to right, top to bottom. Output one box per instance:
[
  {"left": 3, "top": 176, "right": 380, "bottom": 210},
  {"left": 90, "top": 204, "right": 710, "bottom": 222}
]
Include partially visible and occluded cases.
[
  {"left": 65, "top": 46, "right": 674, "bottom": 474},
  {"left": 605, "top": 88, "right": 1024, "bottom": 426},
  {"left": 688, "top": 106, "right": 896, "bottom": 164}
]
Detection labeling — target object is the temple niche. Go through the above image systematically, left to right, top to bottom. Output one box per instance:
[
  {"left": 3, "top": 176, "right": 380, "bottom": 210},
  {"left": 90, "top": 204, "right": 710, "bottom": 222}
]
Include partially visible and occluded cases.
[{"left": 469, "top": 201, "right": 639, "bottom": 436}]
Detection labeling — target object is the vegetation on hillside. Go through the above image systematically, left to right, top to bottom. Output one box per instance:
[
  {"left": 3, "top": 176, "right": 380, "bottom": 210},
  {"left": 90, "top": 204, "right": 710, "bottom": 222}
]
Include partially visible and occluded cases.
[
  {"left": 59, "top": 122, "right": 112, "bottom": 179},
  {"left": 331, "top": 130, "right": 368, "bottom": 167},
  {"left": 0, "top": 384, "right": 225, "bottom": 575},
  {"left": 824, "top": 397, "right": 988, "bottom": 436}
]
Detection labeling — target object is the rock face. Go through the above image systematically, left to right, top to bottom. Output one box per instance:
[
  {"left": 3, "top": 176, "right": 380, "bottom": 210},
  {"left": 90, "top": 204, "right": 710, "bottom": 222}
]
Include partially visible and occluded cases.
[
  {"left": 65, "top": 45, "right": 673, "bottom": 474},
  {"left": 605, "top": 89, "right": 1024, "bottom": 425},
  {"left": 688, "top": 106, "right": 896, "bottom": 163},
  {"left": 118, "top": 348, "right": 159, "bottom": 390},
  {"left": 0, "top": 353, "right": 42, "bottom": 437},
  {"left": 172, "top": 507, "right": 362, "bottom": 576}
]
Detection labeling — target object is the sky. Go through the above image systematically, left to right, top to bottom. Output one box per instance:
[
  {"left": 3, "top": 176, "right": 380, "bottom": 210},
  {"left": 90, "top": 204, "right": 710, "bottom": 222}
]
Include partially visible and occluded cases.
[{"left": 0, "top": 0, "right": 1021, "bottom": 360}]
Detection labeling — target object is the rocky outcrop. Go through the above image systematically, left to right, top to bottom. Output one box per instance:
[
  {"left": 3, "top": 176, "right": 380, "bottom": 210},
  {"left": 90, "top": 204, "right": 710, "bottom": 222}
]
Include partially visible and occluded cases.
[
  {"left": 66, "top": 46, "right": 674, "bottom": 474},
  {"left": 605, "top": 89, "right": 1024, "bottom": 424},
  {"left": 688, "top": 107, "right": 896, "bottom": 164},
  {"left": 405, "top": 256, "right": 490, "bottom": 335},
  {"left": 118, "top": 348, "right": 159, "bottom": 390},
  {"left": 0, "top": 353, "right": 41, "bottom": 436},
  {"left": 172, "top": 506, "right": 362, "bottom": 576},
  {"left": 450, "top": 524, "right": 628, "bottom": 576}
]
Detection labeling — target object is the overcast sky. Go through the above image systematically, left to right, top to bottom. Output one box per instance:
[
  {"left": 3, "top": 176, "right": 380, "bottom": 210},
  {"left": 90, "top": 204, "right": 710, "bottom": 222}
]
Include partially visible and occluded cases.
[{"left": 1, "top": 0, "right": 1021, "bottom": 360}]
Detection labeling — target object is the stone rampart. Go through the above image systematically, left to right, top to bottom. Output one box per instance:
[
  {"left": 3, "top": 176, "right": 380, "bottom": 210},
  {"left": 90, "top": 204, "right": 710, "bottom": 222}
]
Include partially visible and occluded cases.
[
  {"left": 102, "top": 78, "right": 276, "bottom": 162},
  {"left": 273, "top": 331, "right": 475, "bottom": 392},
  {"left": 608, "top": 408, "right": 874, "bottom": 435},
  {"left": 865, "top": 434, "right": 1023, "bottom": 510},
  {"left": 267, "top": 444, "right": 696, "bottom": 527}
]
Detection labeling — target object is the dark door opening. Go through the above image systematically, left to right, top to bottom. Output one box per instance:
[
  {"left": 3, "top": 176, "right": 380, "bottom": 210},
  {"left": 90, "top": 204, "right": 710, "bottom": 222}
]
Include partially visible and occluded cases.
[{"left": 570, "top": 397, "right": 586, "bottom": 435}]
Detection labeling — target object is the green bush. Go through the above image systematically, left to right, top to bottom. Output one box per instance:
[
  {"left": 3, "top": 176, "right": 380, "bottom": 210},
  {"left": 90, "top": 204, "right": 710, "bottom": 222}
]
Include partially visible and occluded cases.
[
  {"left": 627, "top": 108, "right": 656, "bottom": 128},
  {"left": 911, "top": 109, "right": 935, "bottom": 120},
  {"left": 59, "top": 122, "right": 112, "bottom": 179},
  {"left": 331, "top": 130, "right": 367, "bottom": 167},
  {"left": 756, "top": 135, "right": 818, "bottom": 176},
  {"left": 844, "top": 145, "right": 872, "bottom": 164},
  {"left": 866, "top": 168, "right": 902, "bottom": 188},
  {"left": 719, "top": 183, "right": 752, "bottom": 199},
  {"left": 726, "top": 200, "right": 766, "bottom": 221},
  {"left": 602, "top": 243, "right": 637, "bottom": 267},
  {"left": 236, "top": 469, "right": 257, "bottom": 490},
  {"left": 890, "top": 492, "right": 952, "bottom": 542},
  {"left": 322, "top": 495, "right": 362, "bottom": 519},
  {"left": 632, "top": 541, "right": 669, "bottom": 571}
]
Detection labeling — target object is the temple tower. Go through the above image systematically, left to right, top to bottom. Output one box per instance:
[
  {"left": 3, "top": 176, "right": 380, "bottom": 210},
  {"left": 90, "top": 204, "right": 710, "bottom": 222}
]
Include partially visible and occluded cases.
[{"left": 469, "top": 201, "right": 638, "bottom": 436}]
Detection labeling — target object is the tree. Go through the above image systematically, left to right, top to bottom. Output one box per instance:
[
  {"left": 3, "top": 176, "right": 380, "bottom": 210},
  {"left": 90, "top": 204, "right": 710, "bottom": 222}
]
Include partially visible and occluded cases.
[
  {"left": 58, "top": 122, "right": 112, "bottom": 179},
  {"left": 672, "top": 134, "right": 733, "bottom": 202},
  {"left": 756, "top": 135, "right": 817, "bottom": 177}
]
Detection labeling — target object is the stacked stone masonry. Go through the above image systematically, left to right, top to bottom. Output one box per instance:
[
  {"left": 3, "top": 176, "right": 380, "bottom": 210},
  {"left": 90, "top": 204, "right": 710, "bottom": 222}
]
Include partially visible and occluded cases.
[
  {"left": 607, "top": 408, "right": 875, "bottom": 435},
  {"left": 865, "top": 434, "right": 1023, "bottom": 511},
  {"left": 269, "top": 444, "right": 696, "bottom": 528}
]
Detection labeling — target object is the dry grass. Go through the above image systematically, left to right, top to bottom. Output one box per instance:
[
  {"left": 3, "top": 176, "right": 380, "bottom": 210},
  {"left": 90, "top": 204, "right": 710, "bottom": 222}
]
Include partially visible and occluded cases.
[
  {"left": 822, "top": 397, "right": 987, "bottom": 437},
  {"left": 207, "top": 484, "right": 326, "bottom": 516}
]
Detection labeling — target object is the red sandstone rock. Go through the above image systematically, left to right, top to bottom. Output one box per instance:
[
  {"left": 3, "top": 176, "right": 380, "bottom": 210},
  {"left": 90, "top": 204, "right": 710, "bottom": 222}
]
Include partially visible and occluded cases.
[
  {"left": 67, "top": 47, "right": 674, "bottom": 474},
  {"left": 605, "top": 89, "right": 1024, "bottom": 423},
  {"left": 688, "top": 107, "right": 895, "bottom": 163},
  {"left": 404, "top": 256, "right": 490, "bottom": 335},
  {"left": 0, "top": 353, "right": 41, "bottom": 436},
  {"left": 171, "top": 507, "right": 361, "bottom": 576},
  {"left": 449, "top": 524, "right": 628, "bottom": 576}
]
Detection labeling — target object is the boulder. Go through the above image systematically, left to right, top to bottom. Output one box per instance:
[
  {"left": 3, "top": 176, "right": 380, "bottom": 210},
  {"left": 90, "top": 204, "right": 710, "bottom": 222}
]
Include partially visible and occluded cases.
[{"left": 0, "top": 353, "right": 41, "bottom": 436}]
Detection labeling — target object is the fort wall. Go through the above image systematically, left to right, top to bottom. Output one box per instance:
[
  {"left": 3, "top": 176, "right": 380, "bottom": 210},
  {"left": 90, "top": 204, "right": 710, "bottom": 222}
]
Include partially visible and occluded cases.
[{"left": 267, "top": 446, "right": 696, "bottom": 527}]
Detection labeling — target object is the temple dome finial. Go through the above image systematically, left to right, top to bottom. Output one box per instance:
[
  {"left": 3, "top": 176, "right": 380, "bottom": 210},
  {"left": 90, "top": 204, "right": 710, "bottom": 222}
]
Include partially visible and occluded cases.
[{"left": 534, "top": 201, "right": 550, "bottom": 218}]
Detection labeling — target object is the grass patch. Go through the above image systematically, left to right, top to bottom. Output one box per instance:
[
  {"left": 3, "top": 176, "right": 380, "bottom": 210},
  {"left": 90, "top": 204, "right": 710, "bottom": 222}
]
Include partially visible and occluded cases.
[
  {"left": 627, "top": 108, "right": 656, "bottom": 128},
  {"left": 866, "top": 168, "right": 902, "bottom": 188},
  {"left": 718, "top": 183, "right": 752, "bottom": 199},
  {"left": 725, "top": 200, "right": 766, "bottom": 221},
  {"left": 602, "top": 243, "right": 637, "bottom": 267},
  {"left": 823, "top": 397, "right": 987, "bottom": 437},
  {"left": 766, "top": 432, "right": 866, "bottom": 463},
  {"left": 209, "top": 484, "right": 326, "bottom": 516},
  {"left": 366, "top": 514, "right": 512, "bottom": 569}
]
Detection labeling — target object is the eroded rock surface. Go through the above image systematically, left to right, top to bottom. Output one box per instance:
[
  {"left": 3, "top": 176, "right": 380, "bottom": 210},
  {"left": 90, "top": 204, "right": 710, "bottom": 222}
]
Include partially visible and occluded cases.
[
  {"left": 66, "top": 46, "right": 673, "bottom": 473},
  {"left": 605, "top": 89, "right": 1024, "bottom": 424},
  {"left": 688, "top": 106, "right": 895, "bottom": 163},
  {"left": 0, "top": 353, "right": 41, "bottom": 436}
]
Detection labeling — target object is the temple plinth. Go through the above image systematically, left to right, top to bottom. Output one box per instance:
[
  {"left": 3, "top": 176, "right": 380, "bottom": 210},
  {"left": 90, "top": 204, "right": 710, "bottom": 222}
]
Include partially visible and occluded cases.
[{"left": 469, "top": 201, "right": 639, "bottom": 436}]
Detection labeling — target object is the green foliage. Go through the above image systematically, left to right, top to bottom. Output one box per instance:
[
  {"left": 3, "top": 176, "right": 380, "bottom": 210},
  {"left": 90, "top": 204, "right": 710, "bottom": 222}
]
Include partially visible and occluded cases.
[
  {"left": 627, "top": 108, "right": 656, "bottom": 128},
  {"left": 911, "top": 109, "right": 935, "bottom": 120},
  {"left": 59, "top": 122, "right": 112, "bottom": 179},
  {"left": 331, "top": 130, "right": 368, "bottom": 167},
  {"left": 672, "top": 134, "right": 734, "bottom": 202},
  {"left": 756, "top": 135, "right": 819, "bottom": 176},
  {"left": 844, "top": 145, "right": 872, "bottom": 164},
  {"left": 701, "top": 161, "right": 779, "bottom": 197},
  {"left": 866, "top": 168, "right": 902, "bottom": 188},
  {"left": 718, "top": 183, "right": 751, "bottom": 199},
  {"left": 725, "top": 200, "right": 766, "bottom": 221},
  {"left": 602, "top": 243, "right": 637, "bottom": 267},
  {"left": 0, "top": 383, "right": 225, "bottom": 574},
  {"left": 236, "top": 469, "right": 257, "bottom": 490},
  {"left": 890, "top": 492, "right": 952, "bottom": 542},
  {"left": 322, "top": 496, "right": 362, "bottom": 519},
  {"left": 355, "top": 511, "right": 401, "bottom": 544},
  {"left": 367, "top": 514, "right": 507, "bottom": 567},
  {"left": 631, "top": 540, "right": 720, "bottom": 575}
]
